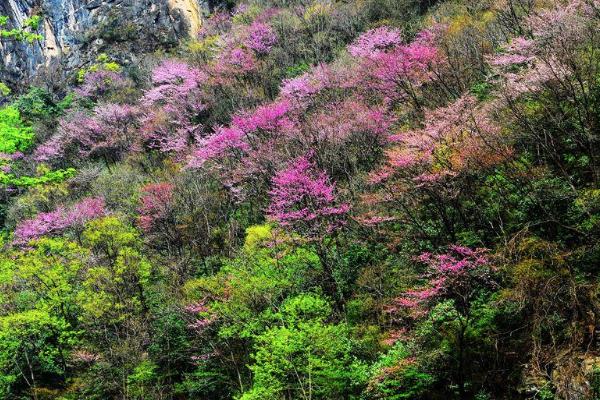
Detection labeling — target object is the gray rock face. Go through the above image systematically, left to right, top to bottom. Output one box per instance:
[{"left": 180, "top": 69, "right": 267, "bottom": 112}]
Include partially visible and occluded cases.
[{"left": 0, "top": 0, "right": 211, "bottom": 89}]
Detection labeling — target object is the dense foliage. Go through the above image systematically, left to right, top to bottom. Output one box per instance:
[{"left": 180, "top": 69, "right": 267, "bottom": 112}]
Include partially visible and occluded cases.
[{"left": 3, "top": 0, "right": 600, "bottom": 399}]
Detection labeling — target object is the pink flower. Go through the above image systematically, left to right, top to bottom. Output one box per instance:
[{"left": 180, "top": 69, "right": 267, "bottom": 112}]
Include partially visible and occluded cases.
[
  {"left": 244, "top": 22, "right": 278, "bottom": 54},
  {"left": 348, "top": 27, "right": 403, "bottom": 58},
  {"left": 140, "top": 60, "right": 206, "bottom": 154},
  {"left": 143, "top": 60, "right": 206, "bottom": 109},
  {"left": 279, "top": 64, "right": 332, "bottom": 106},
  {"left": 76, "top": 70, "right": 131, "bottom": 100},
  {"left": 233, "top": 99, "right": 295, "bottom": 135},
  {"left": 309, "top": 99, "right": 395, "bottom": 144},
  {"left": 188, "top": 126, "right": 250, "bottom": 168},
  {"left": 268, "top": 154, "right": 349, "bottom": 237},
  {"left": 137, "top": 183, "right": 175, "bottom": 233},
  {"left": 14, "top": 197, "right": 106, "bottom": 245},
  {"left": 393, "top": 246, "right": 493, "bottom": 315}
]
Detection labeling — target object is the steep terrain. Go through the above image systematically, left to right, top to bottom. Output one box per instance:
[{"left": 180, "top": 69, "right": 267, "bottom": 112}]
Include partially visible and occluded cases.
[
  {"left": 0, "top": 0, "right": 211, "bottom": 88},
  {"left": 3, "top": 0, "right": 600, "bottom": 399}
]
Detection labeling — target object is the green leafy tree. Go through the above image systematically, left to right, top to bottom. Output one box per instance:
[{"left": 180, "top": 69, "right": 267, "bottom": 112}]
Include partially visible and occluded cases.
[
  {"left": 14, "top": 87, "right": 72, "bottom": 123},
  {"left": 0, "top": 105, "right": 34, "bottom": 154},
  {"left": 78, "top": 216, "right": 151, "bottom": 324},
  {"left": 0, "top": 238, "right": 85, "bottom": 398},
  {"left": 240, "top": 294, "right": 368, "bottom": 400},
  {"left": 0, "top": 310, "right": 77, "bottom": 399},
  {"left": 366, "top": 342, "right": 434, "bottom": 400}
]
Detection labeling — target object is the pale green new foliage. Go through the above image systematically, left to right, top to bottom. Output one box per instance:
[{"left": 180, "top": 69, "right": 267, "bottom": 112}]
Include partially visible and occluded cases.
[
  {"left": 0, "top": 14, "right": 43, "bottom": 43},
  {"left": 77, "top": 53, "right": 122, "bottom": 82},
  {"left": 0, "top": 82, "right": 10, "bottom": 97},
  {"left": 0, "top": 105, "right": 34, "bottom": 154},
  {"left": 0, "top": 166, "right": 77, "bottom": 188},
  {"left": 78, "top": 216, "right": 151, "bottom": 323},
  {"left": 243, "top": 224, "right": 273, "bottom": 252},
  {"left": 189, "top": 225, "right": 322, "bottom": 340},
  {"left": 0, "top": 238, "right": 87, "bottom": 319},
  {"left": 0, "top": 238, "right": 85, "bottom": 396},
  {"left": 240, "top": 294, "right": 368, "bottom": 400},
  {"left": 367, "top": 341, "right": 434, "bottom": 399},
  {"left": 128, "top": 359, "right": 159, "bottom": 399}
]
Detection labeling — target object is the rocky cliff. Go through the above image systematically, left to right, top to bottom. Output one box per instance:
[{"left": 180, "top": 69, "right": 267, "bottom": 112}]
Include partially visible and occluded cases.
[{"left": 0, "top": 0, "right": 211, "bottom": 89}]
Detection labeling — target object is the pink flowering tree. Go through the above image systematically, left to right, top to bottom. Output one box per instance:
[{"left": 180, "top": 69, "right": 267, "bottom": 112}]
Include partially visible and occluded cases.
[
  {"left": 485, "top": 1, "right": 600, "bottom": 183},
  {"left": 487, "top": 1, "right": 597, "bottom": 101},
  {"left": 244, "top": 21, "right": 278, "bottom": 55},
  {"left": 348, "top": 26, "right": 403, "bottom": 58},
  {"left": 350, "top": 27, "right": 441, "bottom": 109},
  {"left": 212, "top": 46, "right": 258, "bottom": 84},
  {"left": 141, "top": 60, "right": 207, "bottom": 154},
  {"left": 143, "top": 60, "right": 206, "bottom": 108},
  {"left": 75, "top": 70, "right": 133, "bottom": 102},
  {"left": 362, "top": 94, "right": 510, "bottom": 236},
  {"left": 306, "top": 98, "right": 396, "bottom": 177},
  {"left": 188, "top": 99, "right": 297, "bottom": 199},
  {"left": 232, "top": 99, "right": 296, "bottom": 136},
  {"left": 34, "top": 104, "right": 139, "bottom": 164},
  {"left": 187, "top": 126, "right": 249, "bottom": 169},
  {"left": 267, "top": 154, "right": 349, "bottom": 238},
  {"left": 137, "top": 182, "right": 183, "bottom": 251},
  {"left": 138, "top": 183, "right": 175, "bottom": 233},
  {"left": 14, "top": 197, "right": 106, "bottom": 245},
  {"left": 390, "top": 245, "right": 495, "bottom": 396},
  {"left": 393, "top": 246, "right": 494, "bottom": 317},
  {"left": 182, "top": 299, "right": 219, "bottom": 365},
  {"left": 184, "top": 299, "right": 216, "bottom": 336}
]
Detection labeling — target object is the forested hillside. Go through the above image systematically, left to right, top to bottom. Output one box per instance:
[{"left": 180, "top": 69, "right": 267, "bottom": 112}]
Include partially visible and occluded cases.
[{"left": 2, "top": 0, "right": 600, "bottom": 398}]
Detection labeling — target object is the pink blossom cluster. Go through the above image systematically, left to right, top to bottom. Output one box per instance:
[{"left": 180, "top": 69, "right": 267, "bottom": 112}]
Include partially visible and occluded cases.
[
  {"left": 488, "top": 0, "right": 596, "bottom": 100},
  {"left": 201, "top": 9, "right": 281, "bottom": 85},
  {"left": 244, "top": 22, "right": 278, "bottom": 54},
  {"left": 348, "top": 26, "right": 403, "bottom": 58},
  {"left": 349, "top": 26, "right": 441, "bottom": 102},
  {"left": 489, "top": 37, "right": 536, "bottom": 68},
  {"left": 369, "top": 41, "right": 440, "bottom": 100},
  {"left": 213, "top": 47, "right": 258, "bottom": 82},
  {"left": 141, "top": 60, "right": 207, "bottom": 154},
  {"left": 143, "top": 60, "right": 206, "bottom": 108},
  {"left": 280, "top": 64, "right": 331, "bottom": 104},
  {"left": 75, "top": 70, "right": 132, "bottom": 100},
  {"left": 368, "top": 94, "right": 506, "bottom": 190},
  {"left": 188, "top": 99, "right": 296, "bottom": 170},
  {"left": 232, "top": 99, "right": 295, "bottom": 135},
  {"left": 308, "top": 99, "right": 394, "bottom": 144},
  {"left": 35, "top": 104, "right": 139, "bottom": 162},
  {"left": 140, "top": 112, "right": 201, "bottom": 154},
  {"left": 188, "top": 126, "right": 249, "bottom": 168},
  {"left": 33, "top": 135, "right": 64, "bottom": 163},
  {"left": 367, "top": 147, "right": 425, "bottom": 185},
  {"left": 4, "top": 151, "right": 23, "bottom": 160},
  {"left": 0, "top": 152, "right": 23, "bottom": 174},
  {"left": 267, "top": 154, "right": 350, "bottom": 236},
  {"left": 137, "top": 182, "right": 175, "bottom": 233},
  {"left": 14, "top": 197, "right": 106, "bottom": 244},
  {"left": 354, "top": 214, "right": 397, "bottom": 227},
  {"left": 391, "top": 245, "right": 493, "bottom": 315},
  {"left": 184, "top": 299, "right": 215, "bottom": 335},
  {"left": 184, "top": 301, "right": 210, "bottom": 314},
  {"left": 190, "top": 352, "right": 218, "bottom": 364}
]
